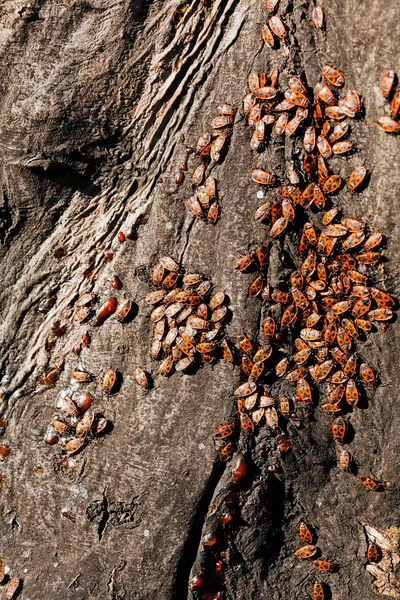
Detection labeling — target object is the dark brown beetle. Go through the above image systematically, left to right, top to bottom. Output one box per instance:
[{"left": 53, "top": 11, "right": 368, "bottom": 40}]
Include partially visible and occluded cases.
[{"left": 93, "top": 297, "right": 118, "bottom": 326}]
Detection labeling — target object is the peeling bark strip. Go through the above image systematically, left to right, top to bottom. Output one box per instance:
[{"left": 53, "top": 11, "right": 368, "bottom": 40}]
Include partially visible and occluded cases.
[
  {"left": 0, "top": 0, "right": 399, "bottom": 599},
  {"left": 363, "top": 523, "right": 400, "bottom": 598}
]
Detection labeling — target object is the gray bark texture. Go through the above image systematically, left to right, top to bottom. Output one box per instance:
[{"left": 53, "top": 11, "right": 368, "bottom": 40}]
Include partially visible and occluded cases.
[{"left": 0, "top": 0, "right": 399, "bottom": 599}]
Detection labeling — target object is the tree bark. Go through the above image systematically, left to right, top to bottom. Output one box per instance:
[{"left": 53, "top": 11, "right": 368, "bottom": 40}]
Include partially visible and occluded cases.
[{"left": 0, "top": 1, "right": 399, "bottom": 599}]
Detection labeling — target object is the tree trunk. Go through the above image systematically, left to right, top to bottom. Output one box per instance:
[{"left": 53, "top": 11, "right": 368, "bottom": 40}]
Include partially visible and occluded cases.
[{"left": 0, "top": 1, "right": 399, "bottom": 599}]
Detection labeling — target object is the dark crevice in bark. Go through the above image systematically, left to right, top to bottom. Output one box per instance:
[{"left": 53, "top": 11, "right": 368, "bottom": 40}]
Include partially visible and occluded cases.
[
  {"left": 0, "top": 186, "right": 13, "bottom": 246},
  {"left": 171, "top": 461, "right": 225, "bottom": 600},
  {"left": 98, "top": 490, "right": 110, "bottom": 542}
]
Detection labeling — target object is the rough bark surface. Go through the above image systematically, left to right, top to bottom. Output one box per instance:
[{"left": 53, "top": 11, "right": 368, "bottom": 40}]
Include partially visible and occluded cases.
[{"left": 0, "top": 1, "right": 399, "bottom": 599}]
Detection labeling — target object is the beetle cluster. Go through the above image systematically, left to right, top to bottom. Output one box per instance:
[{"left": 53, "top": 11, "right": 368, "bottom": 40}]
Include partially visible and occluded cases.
[
  {"left": 261, "top": 1, "right": 324, "bottom": 50},
  {"left": 261, "top": 1, "right": 287, "bottom": 48},
  {"left": 182, "top": 5, "right": 398, "bottom": 600},
  {"left": 224, "top": 48, "right": 399, "bottom": 489},
  {"left": 244, "top": 65, "right": 366, "bottom": 218},
  {"left": 376, "top": 69, "right": 400, "bottom": 134},
  {"left": 186, "top": 104, "right": 236, "bottom": 223},
  {"left": 250, "top": 156, "right": 368, "bottom": 239},
  {"left": 233, "top": 204, "right": 395, "bottom": 475},
  {"left": 210, "top": 210, "right": 392, "bottom": 569},
  {"left": 39, "top": 241, "right": 138, "bottom": 463},
  {"left": 233, "top": 243, "right": 271, "bottom": 298},
  {"left": 146, "top": 256, "right": 234, "bottom": 376},
  {"left": 39, "top": 266, "right": 136, "bottom": 473},
  {"left": 212, "top": 321, "right": 302, "bottom": 461},
  {"left": 214, "top": 381, "right": 281, "bottom": 463},
  {"left": 44, "top": 387, "right": 109, "bottom": 468},
  {"left": 295, "top": 522, "right": 337, "bottom": 576},
  {"left": 0, "top": 559, "right": 21, "bottom": 600}
]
